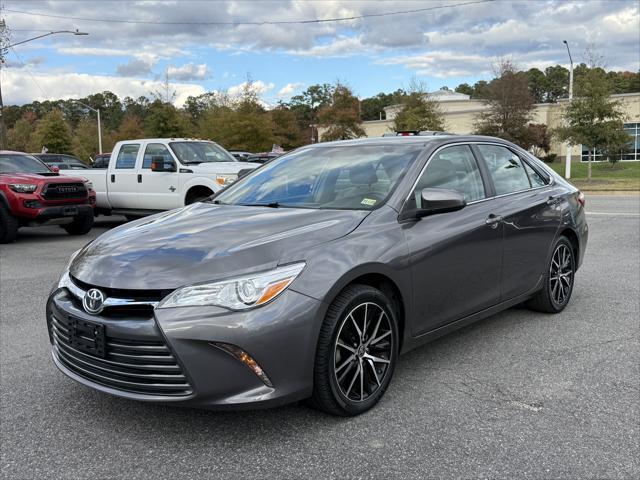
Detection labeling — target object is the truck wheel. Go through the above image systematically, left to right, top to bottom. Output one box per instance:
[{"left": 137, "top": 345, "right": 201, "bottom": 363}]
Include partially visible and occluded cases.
[
  {"left": 0, "top": 204, "right": 19, "bottom": 244},
  {"left": 62, "top": 212, "right": 94, "bottom": 236}
]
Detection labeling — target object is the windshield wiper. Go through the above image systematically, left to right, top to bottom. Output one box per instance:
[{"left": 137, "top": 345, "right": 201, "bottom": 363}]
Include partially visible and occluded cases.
[{"left": 239, "top": 202, "right": 280, "bottom": 208}]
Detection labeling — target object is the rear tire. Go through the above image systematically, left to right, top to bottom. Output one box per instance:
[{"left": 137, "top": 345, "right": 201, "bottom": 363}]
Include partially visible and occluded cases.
[
  {"left": 0, "top": 204, "right": 19, "bottom": 244},
  {"left": 62, "top": 212, "right": 94, "bottom": 236},
  {"left": 527, "top": 236, "right": 576, "bottom": 313},
  {"left": 309, "top": 284, "right": 399, "bottom": 416}
]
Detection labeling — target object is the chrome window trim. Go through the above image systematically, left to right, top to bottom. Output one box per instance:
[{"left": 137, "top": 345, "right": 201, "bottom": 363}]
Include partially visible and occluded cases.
[{"left": 403, "top": 141, "right": 554, "bottom": 208}]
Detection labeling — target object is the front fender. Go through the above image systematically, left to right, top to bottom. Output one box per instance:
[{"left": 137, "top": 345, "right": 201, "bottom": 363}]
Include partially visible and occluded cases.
[{"left": 182, "top": 177, "right": 222, "bottom": 204}]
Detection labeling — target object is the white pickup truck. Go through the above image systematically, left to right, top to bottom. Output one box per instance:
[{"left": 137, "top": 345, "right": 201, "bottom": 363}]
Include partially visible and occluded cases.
[{"left": 66, "top": 138, "right": 259, "bottom": 218}]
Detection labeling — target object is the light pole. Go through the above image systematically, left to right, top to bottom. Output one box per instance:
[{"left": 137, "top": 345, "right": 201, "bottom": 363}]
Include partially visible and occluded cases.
[
  {"left": 0, "top": 28, "right": 89, "bottom": 149},
  {"left": 563, "top": 40, "right": 574, "bottom": 179},
  {"left": 71, "top": 99, "right": 102, "bottom": 154}
]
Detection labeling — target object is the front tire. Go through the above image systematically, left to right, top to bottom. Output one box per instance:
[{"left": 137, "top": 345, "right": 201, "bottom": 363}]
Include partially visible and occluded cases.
[
  {"left": 0, "top": 204, "right": 19, "bottom": 243},
  {"left": 62, "top": 212, "right": 94, "bottom": 236},
  {"left": 527, "top": 236, "right": 576, "bottom": 313},
  {"left": 310, "top": 284, "right": 399, "bottom": 416}
]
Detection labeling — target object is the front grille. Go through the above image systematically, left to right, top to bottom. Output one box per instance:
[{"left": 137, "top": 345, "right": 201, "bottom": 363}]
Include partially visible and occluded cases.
[
  {"left": 42, "top": 182, "right": 87, "bottom": 200},
  {"left": 49, "top": 314, "right": 192, "bottom": 396}
]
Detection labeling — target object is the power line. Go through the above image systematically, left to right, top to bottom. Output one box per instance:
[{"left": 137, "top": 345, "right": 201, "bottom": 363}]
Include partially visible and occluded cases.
[
  {"left": 4, "top": 1, "right": 494, "bottom": 26},
  {"left": 10, "top": 47, "right": 48, "bottom": 98}
]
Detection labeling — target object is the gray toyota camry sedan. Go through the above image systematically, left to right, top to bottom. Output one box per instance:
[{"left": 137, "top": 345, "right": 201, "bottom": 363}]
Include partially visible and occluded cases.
[{"left": 47, "top": 135, "right": 588, "bottom": 416}]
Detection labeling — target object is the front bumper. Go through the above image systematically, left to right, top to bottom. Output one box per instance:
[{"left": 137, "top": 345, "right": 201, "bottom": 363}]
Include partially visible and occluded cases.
[{"left": 46, "top": 287, "right": 324, "bottom": 409}]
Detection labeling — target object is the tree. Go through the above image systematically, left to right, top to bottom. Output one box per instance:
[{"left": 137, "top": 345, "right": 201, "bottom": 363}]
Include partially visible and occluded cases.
[
  {"left": 475, "top": 60, "right": 535, "bottom": 146},
  {"left": 544, "top": 65, "right": 570, "bottom": 102},
  {"left": 525, "top": 68, "right": 547, "bottom": 103},
  {"left": 555, "top": 68, "right": 629, "bottom": 179},
  {"left": 392, "top": 79, "right": 445, "bottom": 132},
  {"left": 288, "top": 83, "right": 334, "bottom": 140},
  {"left": 454, "top": 83, "right": 474, "bottom": 97},
  {"left": 318, "top": 84, "right": 365, "bottom": 141},
  {"left": 360, "top": 89, "right": 406, "bottom": 121},
  {"left": 145, "top": 100, "right": 190, "bottom": 138},
  {"left": 270, "top": 106, "right": 305, "bottom": 150},
  {"left": 33, "top": 110, "right": 73, "bottom": 153},
  {"left": 7, "top": 115, "right": 37, "bottom": 152},
  {"left": 72, "top": 117, "right": 99, "bottom": 162},
  {"left": 525, "top": 123, "right": 551, "bottom": 157}
]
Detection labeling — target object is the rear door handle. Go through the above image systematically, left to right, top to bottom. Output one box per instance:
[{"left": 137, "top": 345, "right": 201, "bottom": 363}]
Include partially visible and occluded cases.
[
  {"left": 110, "top": 174, "right": 115, "bottom": 183},
  {"left": 137, "top": 174, "right": 142, "bottom": 183},
  {"left": 547, "top": 195, "right": 560, "bottom": 205},
  {"left": 485, "top": 214, "right": 503, "bottom": 228}
]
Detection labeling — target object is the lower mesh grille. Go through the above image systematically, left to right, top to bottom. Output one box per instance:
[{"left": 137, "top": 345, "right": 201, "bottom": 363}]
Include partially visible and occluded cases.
[{"left": 50, "top": 314, "right": 192, "bottom": 396}]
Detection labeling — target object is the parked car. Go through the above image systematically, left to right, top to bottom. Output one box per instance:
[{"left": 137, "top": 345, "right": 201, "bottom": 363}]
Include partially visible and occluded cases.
[
  {"left": 382, "top": 130, "right": 451, "bottom": 137},
  {"left": 47, "top": 135, "right": 587, "bottom": 415},
  {"left": 59, "top": 138, "right": 259, "bottom": 219},
  {"left": 228, "top": 150, "right": 254, "bottom": 160},
  {"left": 0, "top": 151, "right": 95, "bottom": 243},
  {"left": 246, "top": 151, "right": 283, "bottom": 164},
  {"left": 34, "top": 153, "right": 90, "bottom": 170},
  {"left": 92, "top": 153, "right": 111, "bottom": 169}
]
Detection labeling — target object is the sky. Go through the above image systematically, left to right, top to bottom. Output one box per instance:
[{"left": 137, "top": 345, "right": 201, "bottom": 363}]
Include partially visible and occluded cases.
[{"left": 2, "top": 0, "right": 639, "bottom": 107}]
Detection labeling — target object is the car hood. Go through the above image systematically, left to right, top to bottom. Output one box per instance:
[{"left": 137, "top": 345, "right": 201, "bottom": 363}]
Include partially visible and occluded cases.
[
  {"left": 187, "top": 162, "right": 260, "bottom": 174},
  {"left": 1, "top": 172, "right": 81, "bottom": 183},
  {"left": 71, "top": 202, "right": 369, "bottom": 290}
]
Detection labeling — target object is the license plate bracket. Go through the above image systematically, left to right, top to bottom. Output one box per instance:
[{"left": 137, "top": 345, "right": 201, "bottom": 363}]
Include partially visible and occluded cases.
[
  {"left": 62, "top": 206, "right": 78, "bottom": 216},
  {"left": 68, "top": 317, "right": 106, "bottom": 358}
]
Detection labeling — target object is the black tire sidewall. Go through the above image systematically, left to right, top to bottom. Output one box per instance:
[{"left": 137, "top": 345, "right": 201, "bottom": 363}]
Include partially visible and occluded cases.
[
  {"left": 0, "top": 204, "right": 19, "bottom": 243},
  {"left": 63, "top": 212, "right": 94, "bottom": 235},
  {"left": 325, "top": 287, "right": 399, "bottom": 415}
]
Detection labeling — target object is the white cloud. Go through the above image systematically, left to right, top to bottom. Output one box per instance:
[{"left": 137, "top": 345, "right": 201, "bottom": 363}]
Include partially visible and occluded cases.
[
  {"left": 116, "top": 57, "right": 158, "bottom": 77},
  {"left": 166, "top": 63, "right": 211, "bottom": 81},
  {"left": 3, "top": 71, "right": 205, "bottom": 107},
  {"left": 227, "top": 80, "right": 275, "bottom": 97},
  {"left": 277, "top": 82, "right": 304, "bottom": 96}
]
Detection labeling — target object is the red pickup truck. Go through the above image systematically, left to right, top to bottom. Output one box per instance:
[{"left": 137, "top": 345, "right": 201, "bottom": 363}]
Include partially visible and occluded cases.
[{"left": 0, "top": 151, "right": 96, "bottom": 243}]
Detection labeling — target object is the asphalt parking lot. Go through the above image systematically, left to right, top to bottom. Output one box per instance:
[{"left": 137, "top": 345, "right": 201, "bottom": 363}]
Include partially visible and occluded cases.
[{"left": 1, "top": 195, "right": 639, "bottom": 479}]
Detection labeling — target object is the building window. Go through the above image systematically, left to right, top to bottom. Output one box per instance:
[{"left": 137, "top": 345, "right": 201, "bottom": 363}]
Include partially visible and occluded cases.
[{"left": 581, "top": 123, "right": 640, "bottom": 162}]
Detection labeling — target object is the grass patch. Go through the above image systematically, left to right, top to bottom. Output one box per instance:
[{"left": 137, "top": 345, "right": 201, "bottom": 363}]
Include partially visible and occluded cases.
[{"left": 548, "top": 161, "right": 640, "bottom": 191}]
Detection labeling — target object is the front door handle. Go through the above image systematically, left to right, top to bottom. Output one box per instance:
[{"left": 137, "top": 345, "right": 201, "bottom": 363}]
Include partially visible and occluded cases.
[
  {"left": 110, "top": 174, "right": 115, "bottom": 183},
  {"left": 137, "top": 174, "right": 142, "bottom": 183},
  {"left": 485, "top": 214, "right": 503, "bottom": 228}
]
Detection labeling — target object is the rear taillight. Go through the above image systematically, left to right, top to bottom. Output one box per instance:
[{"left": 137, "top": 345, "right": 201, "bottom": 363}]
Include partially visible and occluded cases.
[{"left": 577, "top": 191, "right": 585, "bottom": 208}]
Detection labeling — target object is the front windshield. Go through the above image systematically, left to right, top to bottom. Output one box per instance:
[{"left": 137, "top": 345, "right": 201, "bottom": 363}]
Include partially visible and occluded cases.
[
  {"left": 170, "top": 141, "right": 236, "bottom": 164},
  {"left": 216, "top": 144, "right": 421, "bottom": 210},
  {"left": 0, "top": 154, "right": 51, "bottom": 174}
]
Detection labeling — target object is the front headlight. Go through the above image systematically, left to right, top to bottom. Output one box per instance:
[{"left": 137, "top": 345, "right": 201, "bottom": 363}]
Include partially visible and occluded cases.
[
  {"left": 215, "top": 174, "right": 238, "bottom": 186},
  {"left": 9, "top": 183, "right": 37, "bottom": 193},
  {"left": 53, "top": 249, "right": 81, "bottom": 292},
  {"left": 157, "top": 262, "right": 305, "bottom": 310}
]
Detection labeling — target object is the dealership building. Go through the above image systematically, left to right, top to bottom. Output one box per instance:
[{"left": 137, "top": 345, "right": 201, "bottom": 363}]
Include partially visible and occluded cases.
[{"left": 358, "top": 90, "right": 640, "bottom": 162}]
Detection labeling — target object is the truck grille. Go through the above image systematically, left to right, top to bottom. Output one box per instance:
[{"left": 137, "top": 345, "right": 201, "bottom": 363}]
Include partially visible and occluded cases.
[
  {"left": 42, "top": 182, "right": 87, "bottom": 200},
  {"left": 49, "top": 314, "right": 192, "bottom": 396}
]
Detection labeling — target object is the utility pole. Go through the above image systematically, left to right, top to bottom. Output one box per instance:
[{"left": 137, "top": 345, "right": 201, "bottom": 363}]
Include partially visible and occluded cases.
[
  {"left": 0, "top": 18, "right": 9, "bottom": 150},
  {"left": 563, "top": 40, "right": 574, "bottom": 179}
]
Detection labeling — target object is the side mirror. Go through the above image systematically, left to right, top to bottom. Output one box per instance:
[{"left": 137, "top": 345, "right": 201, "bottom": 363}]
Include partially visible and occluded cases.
[
  {"left": 150, "top": 156, "right": 176, "bottom": 172},
  {"left": 50, "top": 165, "right": 60, "bottom": 173},
  {"left": 400, "top": 188, "right": 466, "bottom": 220}
]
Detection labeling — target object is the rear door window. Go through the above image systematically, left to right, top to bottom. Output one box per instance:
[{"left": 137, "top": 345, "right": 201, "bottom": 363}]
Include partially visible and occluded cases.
[
  {"left": 115, "top": 144, "right": 140, "bottom": 169},
  {"left": 477, "top": 145, "right": 531, "bottom": 195},
  {"left": 523, "top": 161, "right": 547, "bottom": 187}
]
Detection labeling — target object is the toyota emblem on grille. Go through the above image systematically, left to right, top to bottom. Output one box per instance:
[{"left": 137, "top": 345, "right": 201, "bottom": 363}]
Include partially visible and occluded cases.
[
  {"left": 58, "top": 186, "right": 78, "bottom": 193},
  {"left": 83, "top": 288, "right": 105, "bottom": 314}
]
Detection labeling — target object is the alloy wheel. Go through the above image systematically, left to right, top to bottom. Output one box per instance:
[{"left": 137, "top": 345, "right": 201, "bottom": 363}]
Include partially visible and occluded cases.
[
  {"left": 549, "top": 243, "right": 574, "bottom": 306},
  {"left": 333, "top": 302, "right": 394, "bottom": 402}
]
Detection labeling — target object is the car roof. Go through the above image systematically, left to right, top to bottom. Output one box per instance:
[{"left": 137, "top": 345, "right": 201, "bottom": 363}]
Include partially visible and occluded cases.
[
  {"left": 306, "top": 134, "right": 513, "bottom": 148},
  {"left": 0, "top": 150, "right": 30, "bottom": 155}
]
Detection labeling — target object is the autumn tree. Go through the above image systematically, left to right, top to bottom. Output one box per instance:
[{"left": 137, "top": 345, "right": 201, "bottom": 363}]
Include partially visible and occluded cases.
[
  {"left": 475, "top": 60, "right": 535, "bottom": 146},
  {"left": 555, "top": 68, "right": 629, "bottom": 179},
  {"left": 392, "top": 79, "right": 445, "bottom": 132},
  {"left": 318, "top": 84, "right": 365, "bottom": 141},
  {"left": 145, "top": 100, "right": 190, "bottom": 138},
  {"left": 33, "top": 110, "right": 73, "bottom": 153},
  {"left": 7, "top": 113, "right": 37, "bottom": 152}
]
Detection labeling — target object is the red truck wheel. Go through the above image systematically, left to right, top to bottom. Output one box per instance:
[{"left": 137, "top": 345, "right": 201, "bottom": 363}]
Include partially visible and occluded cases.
[{"left": 0, "top": 204, "right": 19, "bottom": 244}]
